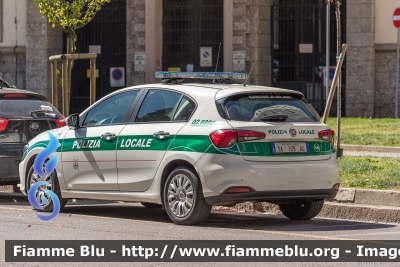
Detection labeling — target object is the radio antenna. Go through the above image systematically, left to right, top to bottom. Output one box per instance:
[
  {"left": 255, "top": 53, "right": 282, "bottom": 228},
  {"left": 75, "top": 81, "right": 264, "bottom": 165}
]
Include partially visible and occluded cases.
[
  {"left": 212, "top": 42, "right": 222, "bottom": 84},
  {"left": 243, "top": 55, "right": 258, "bottom": 87}
]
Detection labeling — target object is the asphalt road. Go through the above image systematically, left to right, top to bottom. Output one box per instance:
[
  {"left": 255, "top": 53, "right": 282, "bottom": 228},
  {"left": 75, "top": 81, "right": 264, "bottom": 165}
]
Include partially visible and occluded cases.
[{"left": 1, "top": 192, "right": 400, "bottom": 267}]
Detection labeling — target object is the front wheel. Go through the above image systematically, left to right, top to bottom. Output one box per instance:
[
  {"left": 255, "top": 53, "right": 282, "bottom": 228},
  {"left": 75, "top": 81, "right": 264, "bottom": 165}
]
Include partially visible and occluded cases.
[
  {"left": 26, "top": 165, "right": 68, "bottom": 212},
  {"left": 163, "top": 167, "right": 211, "bottom": 225},
  {"left": 278, "top": 200, "right": 324, "bottom": 220}
]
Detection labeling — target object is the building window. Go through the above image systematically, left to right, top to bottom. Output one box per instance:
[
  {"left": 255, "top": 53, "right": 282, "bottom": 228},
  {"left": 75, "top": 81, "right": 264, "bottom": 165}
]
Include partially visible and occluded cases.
[{"left": 162, "top": 0, "right": 223, "bottom": 73}]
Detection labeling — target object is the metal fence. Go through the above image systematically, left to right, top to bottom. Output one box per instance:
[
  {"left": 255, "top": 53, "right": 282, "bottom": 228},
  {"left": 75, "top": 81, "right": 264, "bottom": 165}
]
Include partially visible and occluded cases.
[
  {"left": 63, "top": 0, "right": 126, "bottom": 114},
  {"left": 162, "top": 0, "right": 223, "bottom": 76},
  {"left": 271, "top": 0, "right": 346, "bottom": 116}
]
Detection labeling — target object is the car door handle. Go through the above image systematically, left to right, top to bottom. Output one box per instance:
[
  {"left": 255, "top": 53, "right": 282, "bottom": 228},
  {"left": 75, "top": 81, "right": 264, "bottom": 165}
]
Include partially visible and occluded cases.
[
  {"left": 153, "top": 131, "right": 170, "bottom": 140},
  {"left": 101, "top": 132, "right": 116, "bottom": 140}
]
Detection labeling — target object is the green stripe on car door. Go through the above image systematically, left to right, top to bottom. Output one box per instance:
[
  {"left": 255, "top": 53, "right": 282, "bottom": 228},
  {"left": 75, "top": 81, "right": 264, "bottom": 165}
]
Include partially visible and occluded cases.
[{"left": 22, "top": 135, "right": 335, "bottom": 161}]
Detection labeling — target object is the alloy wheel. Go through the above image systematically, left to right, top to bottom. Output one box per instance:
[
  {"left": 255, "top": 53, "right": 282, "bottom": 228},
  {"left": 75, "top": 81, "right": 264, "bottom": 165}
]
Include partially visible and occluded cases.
[
  {"left": 29, "top": 171, "right": 53, "bottom": 207},
  {"left": 167, "top": 173, "right": 194, "bottom": 217}
]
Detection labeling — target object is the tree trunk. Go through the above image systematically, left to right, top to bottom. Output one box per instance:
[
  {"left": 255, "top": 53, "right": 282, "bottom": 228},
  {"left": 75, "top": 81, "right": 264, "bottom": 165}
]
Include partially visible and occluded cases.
[{"left": 66, "top": 30, "right": 75, "bottom": 115}]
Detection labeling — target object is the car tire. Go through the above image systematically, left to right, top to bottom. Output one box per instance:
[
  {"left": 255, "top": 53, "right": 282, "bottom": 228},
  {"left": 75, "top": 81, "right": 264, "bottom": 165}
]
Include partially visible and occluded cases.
[
  {"left": 26, "top": 164, "right": 68, "bottom": 212},
  {"left": 163, "top": 167, "right": 211, "bottom": 225},
  {"left": 278, "top": 200, "right": 324, "bottom": 220},
  {"left": 141, "top": 202, "right": 162, "bottom": 209}
]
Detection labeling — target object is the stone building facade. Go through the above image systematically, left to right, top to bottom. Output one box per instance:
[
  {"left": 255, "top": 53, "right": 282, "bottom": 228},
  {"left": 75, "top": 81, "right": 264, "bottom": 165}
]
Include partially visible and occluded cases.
[
  {"left": 0, "top": 0, "right": 399, "bottom": 117},
  {"left": 0, "top": 0, "right": 3, "bottom": 43},
  {"left": 232, "top": 0, "right": 272, "bottom": 86}
]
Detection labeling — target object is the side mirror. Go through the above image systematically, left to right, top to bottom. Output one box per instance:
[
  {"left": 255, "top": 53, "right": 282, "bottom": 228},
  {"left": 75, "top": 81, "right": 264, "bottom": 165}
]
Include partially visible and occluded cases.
[{"left": 66, "top": 113, "right": 80, "bottom": 128}]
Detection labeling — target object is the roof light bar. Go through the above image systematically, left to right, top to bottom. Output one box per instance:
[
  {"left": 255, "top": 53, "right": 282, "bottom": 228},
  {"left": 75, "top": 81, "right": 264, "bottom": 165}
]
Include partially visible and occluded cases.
[{"left": 155, "top": 72, "right": 248, "bottom": 80}]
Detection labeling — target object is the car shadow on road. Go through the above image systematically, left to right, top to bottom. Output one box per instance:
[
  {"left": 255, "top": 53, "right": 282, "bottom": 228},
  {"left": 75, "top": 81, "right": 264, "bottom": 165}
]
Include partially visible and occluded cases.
[
  {"left": 1, "top": 192, "right": 396, "bottom": 233},
  {"left": 63, "top": 203, "right": 396, "bottom": 233}
]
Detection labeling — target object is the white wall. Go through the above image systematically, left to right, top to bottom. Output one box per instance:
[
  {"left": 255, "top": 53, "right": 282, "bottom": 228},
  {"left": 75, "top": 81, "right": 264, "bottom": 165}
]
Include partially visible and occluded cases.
[
  {"left": 0, "top": 0, "right": 26, "bottom": 47},
  {"left": 375, "top": 0, "right": 399, "bottom": 44}
]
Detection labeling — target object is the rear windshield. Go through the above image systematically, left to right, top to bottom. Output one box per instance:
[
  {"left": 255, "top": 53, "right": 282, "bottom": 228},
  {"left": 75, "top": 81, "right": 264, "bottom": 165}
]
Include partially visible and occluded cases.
[
  {"left": 223, "top": 93, "right": 319, "bottom": 122},
  {"left": 0, "top": 99, "right": 62, "bottom": 118}
]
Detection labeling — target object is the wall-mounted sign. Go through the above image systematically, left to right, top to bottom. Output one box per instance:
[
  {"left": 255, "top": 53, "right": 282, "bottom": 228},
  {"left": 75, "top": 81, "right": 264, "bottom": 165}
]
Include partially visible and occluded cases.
[
  {"left": 393, "top": 8, "right": 400, "bottom": 28},
  {"left": 299, "top": 44, "right": 313, "bottom": 53},
  {"left": 89, "top": 45, "right": 101, "bottom": 54},
  {"left": 200, "top": 47, "right": 212, "bottom": 67},
  {"left": 233, "top": 51, "right": 246, "bottom": 72},
  {"left": 134, "top": 52, "right": 146, "bottom": 72},
  {"left": 186, "top": 64, "right": 194, "bottom": 72},
  {"left": 320, "top": 66, "right": 336, "bottom": 87},
  {"left": 110, "top": 67, "right": 125, "bottom": 87},
  {"left": 86, "top": 69, "right": 99, "bottom": 78}
]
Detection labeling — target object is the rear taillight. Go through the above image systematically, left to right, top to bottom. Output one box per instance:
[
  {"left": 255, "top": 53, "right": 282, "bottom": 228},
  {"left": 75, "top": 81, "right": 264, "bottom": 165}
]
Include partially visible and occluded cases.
[
  {"left": 3, "top": 94, "right": 27, "bottom": 98},
  {"left": 55, "top": 116, "right": 67, "bottom": 127},
  {"left": 0, "top": 118, "right": 9, "bottom": 132},
  {"left": 210, "top": 129, "right": 265, "bottom": 148},
  {"left": 318, "top": 129, "right": 335, "bottom": 146},
  {"left": 210, "top": 130, "right": 237, "bottom": 148},
  {"left": 237, "top": 130, "right": 266, "bottom": 142}
]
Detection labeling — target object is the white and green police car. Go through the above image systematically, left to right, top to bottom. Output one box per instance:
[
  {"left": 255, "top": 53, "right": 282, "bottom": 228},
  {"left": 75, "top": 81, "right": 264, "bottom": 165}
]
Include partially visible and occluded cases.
[{"left": 19, "top": 72, "right": 339, "bottom": 225}]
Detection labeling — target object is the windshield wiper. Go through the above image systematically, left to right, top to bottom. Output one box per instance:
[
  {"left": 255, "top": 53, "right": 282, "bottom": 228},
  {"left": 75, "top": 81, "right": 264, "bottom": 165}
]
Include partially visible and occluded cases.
[
  {"left": 29, "top": 110, "right": 55, "bottom": 117},
  {"left": 30, "top": 110, "right": 46, "bottom": 116},
  {"left": 259, "top": 114, "right": 288, "bottom": 122}
]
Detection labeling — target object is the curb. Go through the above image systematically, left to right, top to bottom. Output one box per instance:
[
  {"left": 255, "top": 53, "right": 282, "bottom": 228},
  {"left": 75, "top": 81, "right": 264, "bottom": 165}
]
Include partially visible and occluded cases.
[
  {"left": 341, "top": 144, "right": 400, "bottom": 153},
  {"left": 235, "top": 188, "right": 400, "bottom": 223},
  {"left": 331, "top": 188, "right": 400, "bottom": 206},
  {"left": 235, "top": 202, "right": 400, "bottom": 224},
  {"left": 320, "top": 202, "right": 400, "bottom": 223}
]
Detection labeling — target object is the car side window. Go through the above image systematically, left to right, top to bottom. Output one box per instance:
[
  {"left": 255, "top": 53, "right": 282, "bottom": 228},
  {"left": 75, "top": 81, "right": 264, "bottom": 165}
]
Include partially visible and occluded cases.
[
  {"left": 83, "top": 90, "right": 139, "bottom": 127},
  {"left": 136, "top": 90, "right": 182, "bottom": 122},
  {"left": 173, "top": 96, "right": 196, "bottom": 121}
]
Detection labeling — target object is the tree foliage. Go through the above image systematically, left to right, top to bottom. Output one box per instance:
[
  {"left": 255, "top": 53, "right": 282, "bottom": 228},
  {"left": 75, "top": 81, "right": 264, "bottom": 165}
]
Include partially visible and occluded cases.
[{"left": 34, "top": 0, "right": 111, "bottom": 53}]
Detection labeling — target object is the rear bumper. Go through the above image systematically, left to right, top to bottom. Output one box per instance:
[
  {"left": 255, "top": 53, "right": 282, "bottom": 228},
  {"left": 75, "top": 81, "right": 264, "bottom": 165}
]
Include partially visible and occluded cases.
[
  {"left": 0, "top": 145, "right": 24, "bottom": 185},
  {"left": 196, "top": 152, "right": 340, "bottom": 201},
  {"left": 0, "top": 156, "right": 22, "bottom": 184},
  {"left": 205, "top": 188, "right": 338, "bottom": 206}
]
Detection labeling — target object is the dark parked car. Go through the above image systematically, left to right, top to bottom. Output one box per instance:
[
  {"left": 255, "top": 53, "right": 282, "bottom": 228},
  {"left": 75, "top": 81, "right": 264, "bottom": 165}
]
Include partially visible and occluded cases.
[{"left": 0, "top": 88, "right": 65, "bottom": 185}]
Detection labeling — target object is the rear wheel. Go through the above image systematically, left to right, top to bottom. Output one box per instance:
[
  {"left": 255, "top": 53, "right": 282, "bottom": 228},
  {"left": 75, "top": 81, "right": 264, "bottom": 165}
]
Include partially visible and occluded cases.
[
  {"left": 26, "top": 164, "right": 68, "bottom": 212},
  {"left": 163, "top": 167, "right": 211, "bottom": 225},
  {"left": 278, "top": 200, "right": 324, "bottom": 220},
  {"left": 141, "top": 202, "right": 162, "bottom": 209}
]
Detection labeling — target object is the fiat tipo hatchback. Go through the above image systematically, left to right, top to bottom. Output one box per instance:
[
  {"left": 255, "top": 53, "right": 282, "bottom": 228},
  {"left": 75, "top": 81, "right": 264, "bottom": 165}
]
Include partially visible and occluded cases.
[{"left": 20, "top": 72, "right": 339, "bottom": 225}]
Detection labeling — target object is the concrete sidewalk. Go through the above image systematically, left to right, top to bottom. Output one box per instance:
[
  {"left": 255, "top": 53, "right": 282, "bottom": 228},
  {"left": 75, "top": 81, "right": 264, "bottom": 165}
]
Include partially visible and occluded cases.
[
  {"left": 342, "top": 144, "right": 400, "bottom": 158},
  {"left": 342, "top": 144, "right": 400, "bottom": 153},
  {"left": 343, "top": 151, "right": 400, "bottom": 158}
]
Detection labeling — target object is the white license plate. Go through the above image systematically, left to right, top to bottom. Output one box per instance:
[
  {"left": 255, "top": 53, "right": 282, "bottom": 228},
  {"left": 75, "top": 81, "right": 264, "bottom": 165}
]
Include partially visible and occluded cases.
[{"left": 271, "top": 142, "right": 310, "bottom": 154}]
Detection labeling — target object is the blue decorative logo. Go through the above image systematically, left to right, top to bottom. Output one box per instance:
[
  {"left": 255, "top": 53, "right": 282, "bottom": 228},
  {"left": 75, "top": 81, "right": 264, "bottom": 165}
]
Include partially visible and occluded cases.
[
  {"left": 203, "top": 51, "right": 210, "bottom": 58},
  {"left": 28, "top": 132, "right": 60, "bottom": 221}
]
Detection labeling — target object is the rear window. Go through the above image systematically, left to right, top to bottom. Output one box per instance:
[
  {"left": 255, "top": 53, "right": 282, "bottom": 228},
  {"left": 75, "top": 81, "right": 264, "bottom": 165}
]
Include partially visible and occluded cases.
[
  {"left": 222, "top": 93, "right": 319, "bottom": 122},
  {"left": 0, "top": 98, "right": 62, "bottom": 118}
]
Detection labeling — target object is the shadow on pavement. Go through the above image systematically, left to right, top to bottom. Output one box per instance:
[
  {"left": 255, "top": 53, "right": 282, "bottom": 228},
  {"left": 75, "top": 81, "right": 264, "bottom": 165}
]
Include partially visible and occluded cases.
[
  {"left": 0, "top": 192, "right": 396, "bottom": 233},
  {"left": 62, "top": 202, "right": 396, "bottom": 233}
]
